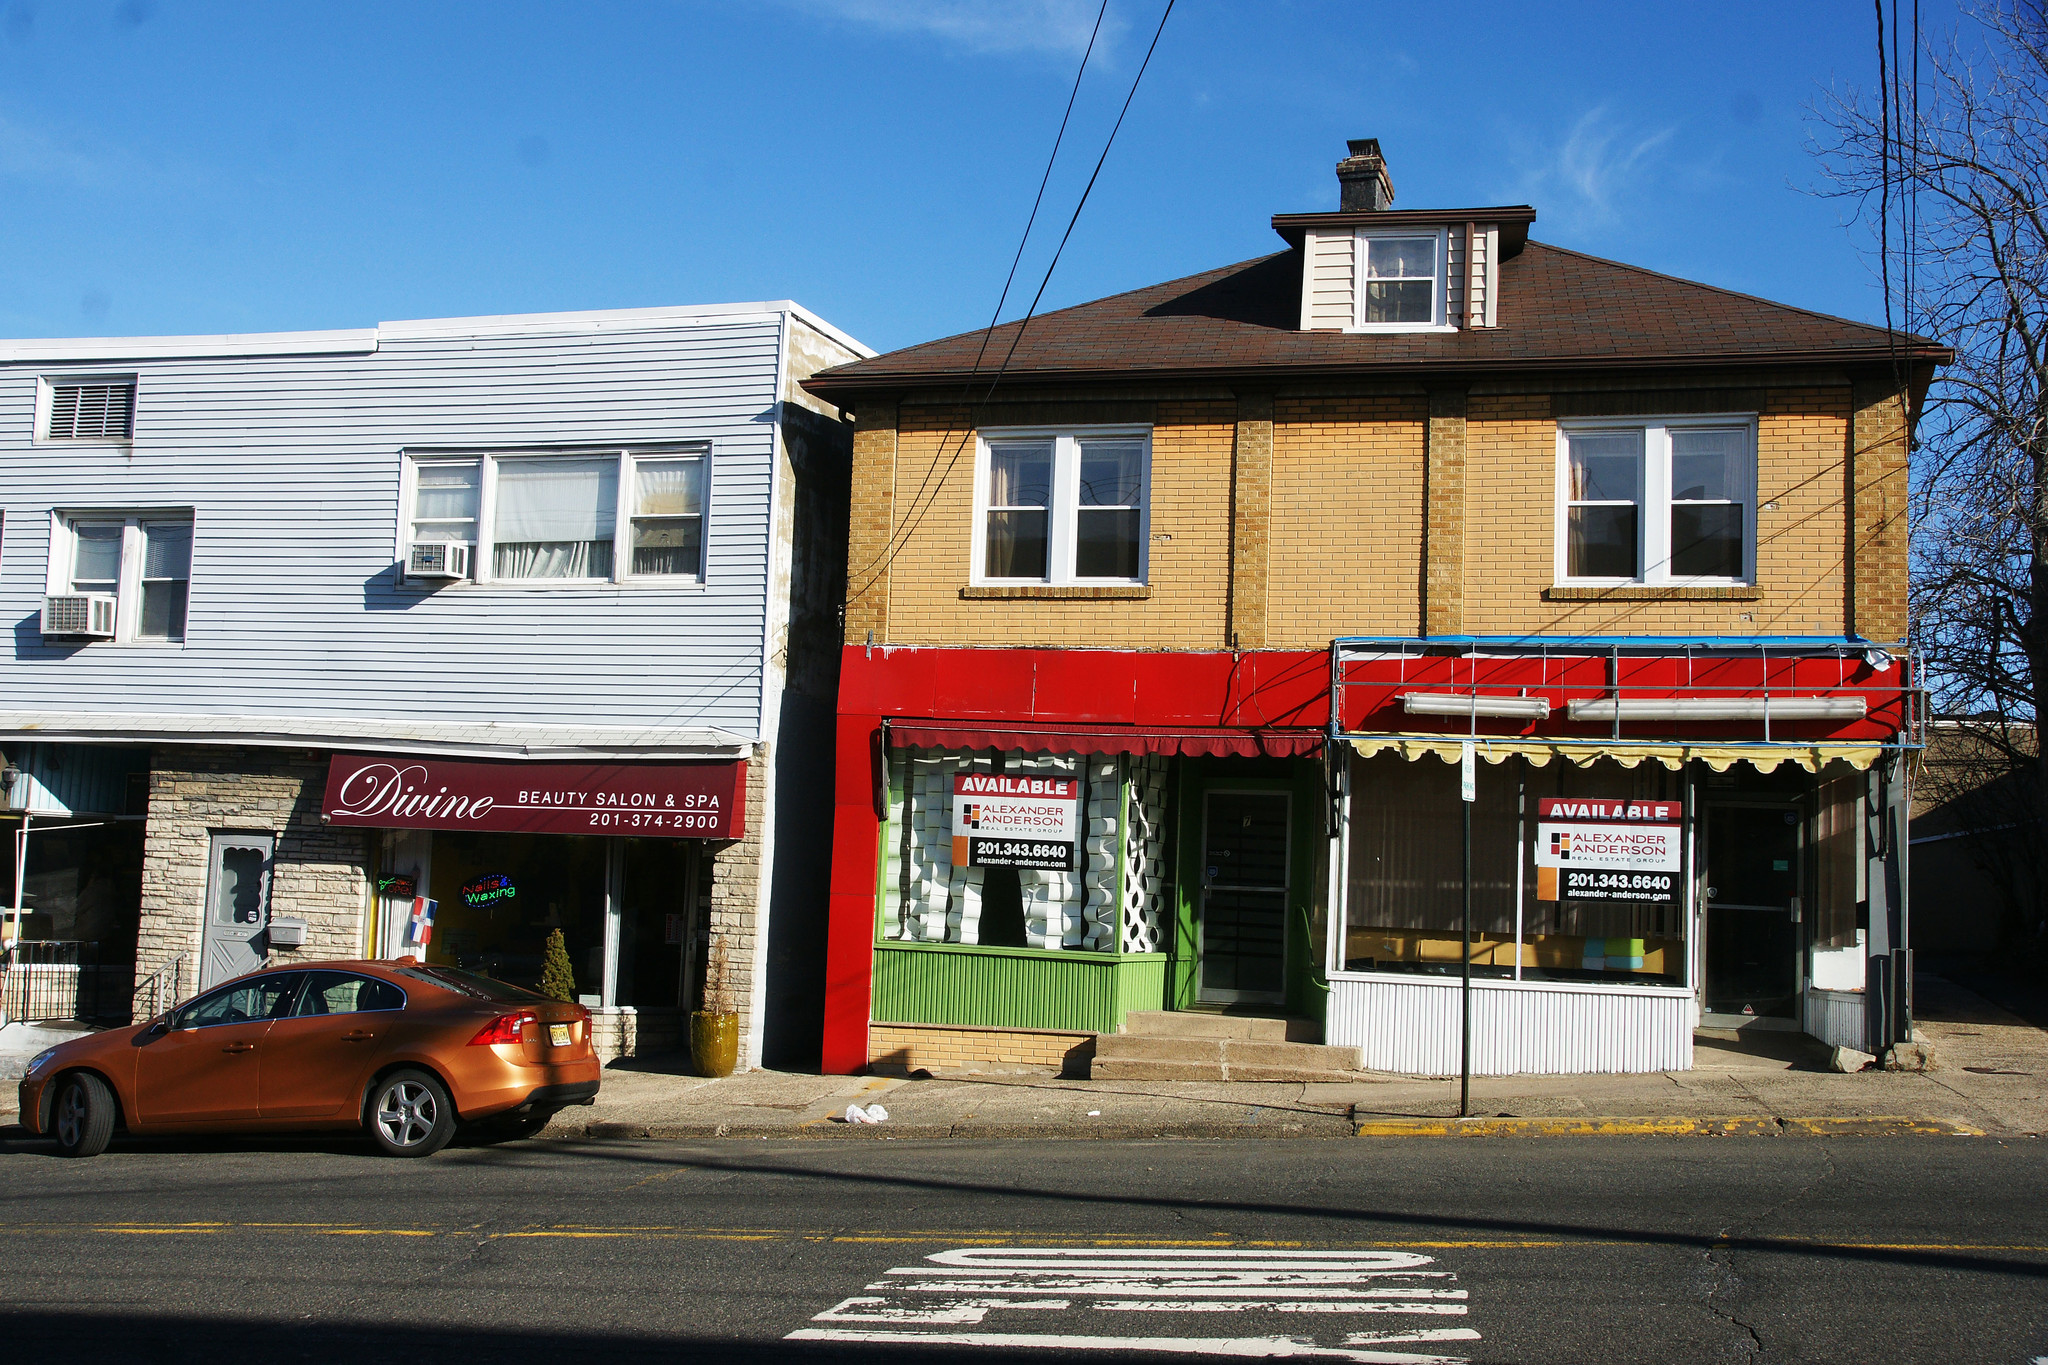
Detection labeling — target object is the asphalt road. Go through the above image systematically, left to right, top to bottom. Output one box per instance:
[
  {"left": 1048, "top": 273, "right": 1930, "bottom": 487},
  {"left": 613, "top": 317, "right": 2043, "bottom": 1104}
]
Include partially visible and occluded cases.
[{"left": 2, "top": 1130, "right": 2044, "bottom": 1364}]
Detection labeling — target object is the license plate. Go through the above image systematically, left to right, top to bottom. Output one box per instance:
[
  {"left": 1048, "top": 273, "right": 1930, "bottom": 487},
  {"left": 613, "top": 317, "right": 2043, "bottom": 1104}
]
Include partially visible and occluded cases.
[{"left": 549, "top": 1023, "right": 571, "bottom": 1047}]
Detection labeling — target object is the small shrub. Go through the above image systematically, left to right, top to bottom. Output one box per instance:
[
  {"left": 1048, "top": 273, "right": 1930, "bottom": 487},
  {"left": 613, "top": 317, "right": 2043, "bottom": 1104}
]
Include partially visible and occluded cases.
[{"left": 539, "top": 927, "right": 576, "bottom": 1003}]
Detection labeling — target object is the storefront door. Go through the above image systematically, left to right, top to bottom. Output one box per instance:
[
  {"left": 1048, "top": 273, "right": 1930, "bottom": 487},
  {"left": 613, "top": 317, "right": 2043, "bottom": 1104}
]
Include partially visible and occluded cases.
[
  {"left": 1197, "top": 792, "right": 1290, "bottom": 1004},
  {"left": 1703, "top": 803, "right": 1802, "bottom": 1019},
  {"left": 200, "top": 832, "right": 273, "bottom": 990}
]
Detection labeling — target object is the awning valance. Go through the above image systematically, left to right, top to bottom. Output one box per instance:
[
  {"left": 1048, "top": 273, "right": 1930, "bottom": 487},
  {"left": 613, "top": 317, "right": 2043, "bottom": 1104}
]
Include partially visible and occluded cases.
[
  {"left": 888, "top": 722, "right": 1322, "bottom": 760},
  {"left": 1342, "top": 733, "right": 1885, "bottom": 773}
]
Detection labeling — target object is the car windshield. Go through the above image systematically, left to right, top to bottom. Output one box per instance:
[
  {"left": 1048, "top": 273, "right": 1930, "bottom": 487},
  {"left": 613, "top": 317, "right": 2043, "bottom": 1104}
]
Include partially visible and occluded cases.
[{"left": 391, "top": 964, "right": 548, "bottom": 1003}]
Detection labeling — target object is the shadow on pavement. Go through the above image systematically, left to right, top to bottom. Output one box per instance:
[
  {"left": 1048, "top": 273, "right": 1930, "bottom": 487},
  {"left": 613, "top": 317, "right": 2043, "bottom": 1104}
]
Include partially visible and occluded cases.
[{"left": 0, "top": 1312, "right": 1112, "bottom": 1365}]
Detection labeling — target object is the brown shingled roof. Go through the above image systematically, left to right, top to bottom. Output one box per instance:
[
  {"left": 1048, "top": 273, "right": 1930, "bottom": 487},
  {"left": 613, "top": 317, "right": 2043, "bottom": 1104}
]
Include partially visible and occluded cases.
[{"left": 804, "top": 241, "right": 1949, "bottom": 398}]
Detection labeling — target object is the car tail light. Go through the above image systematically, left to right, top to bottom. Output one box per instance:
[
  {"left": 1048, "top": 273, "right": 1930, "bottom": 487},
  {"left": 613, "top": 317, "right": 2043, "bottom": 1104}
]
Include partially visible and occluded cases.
[{"left": 468, "top": 1010, "right": 536, "bottom": 1046}]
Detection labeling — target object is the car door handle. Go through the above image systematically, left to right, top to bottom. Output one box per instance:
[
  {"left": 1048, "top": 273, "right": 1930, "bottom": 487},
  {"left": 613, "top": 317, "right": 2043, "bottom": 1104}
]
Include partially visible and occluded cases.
[
  {"left": 341, "top": 1030, "right": 377, "bottom": 1042},
  {"left": 221, "top": 1042, "right": 257, "bottom": 1054}
]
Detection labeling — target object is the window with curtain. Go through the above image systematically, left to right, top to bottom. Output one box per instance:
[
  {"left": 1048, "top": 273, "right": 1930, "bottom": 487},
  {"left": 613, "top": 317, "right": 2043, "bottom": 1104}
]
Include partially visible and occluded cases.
[
  {"left": 1557, "top": 420, "right": 1754, "bottom": 586},
  {"left": 975, "top": 428, "right": 1149, "bottom": 585},
  {"left": 985, "top": 441, "right": 1053, "bottom": 579},
  {"left": 403, "top": 447, "right": 709, "bottom": 586},
  {"left": 493, "top": 457, "right": 617, "bottom": 580},
  {"left": 630, "top": 458, "right": 705, "bottom": 578},
  {"left": 409, "top": 461, "right": 480, "bottom": 547},
  {"left": 58, "top": 511, "right": 194, "bottom": 643},
  {"left": 139, "top": 521, "right": 192, "bottom": 640}
]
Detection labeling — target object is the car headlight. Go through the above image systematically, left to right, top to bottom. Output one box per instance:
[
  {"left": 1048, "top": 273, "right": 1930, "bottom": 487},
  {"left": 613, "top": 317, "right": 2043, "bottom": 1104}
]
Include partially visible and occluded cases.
[{"left": 24, "top": 1048, "right": 57, "bottom": 1076}]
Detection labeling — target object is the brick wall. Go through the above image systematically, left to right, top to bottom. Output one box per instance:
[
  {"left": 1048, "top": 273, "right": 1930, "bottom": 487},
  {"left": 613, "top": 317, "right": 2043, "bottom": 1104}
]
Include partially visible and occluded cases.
[
  {"left": 845, "top": 376, "right": 1904, "bottom": 654},
  {"left": 1267, "top": 392, "right": 1427, "bottom": 646},
  {"left": 859, "top": 397, "right": 1235, "bottom": 649},
  {"left": 137, "top": 747, "right": 371, "bottom": 1007},
  {"left": 867, "top": 1020, "right": 1096, "bottom": 1076}
]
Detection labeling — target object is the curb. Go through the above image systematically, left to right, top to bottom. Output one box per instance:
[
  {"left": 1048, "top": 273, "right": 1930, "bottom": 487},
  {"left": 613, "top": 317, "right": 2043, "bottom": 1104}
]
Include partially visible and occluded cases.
[
  {"left": 1350, "top": 1115, "right": 1985, "bottom": 1137},
  {"left": 543, "top": 1116, "right": 1361, "bottom": 1142}
]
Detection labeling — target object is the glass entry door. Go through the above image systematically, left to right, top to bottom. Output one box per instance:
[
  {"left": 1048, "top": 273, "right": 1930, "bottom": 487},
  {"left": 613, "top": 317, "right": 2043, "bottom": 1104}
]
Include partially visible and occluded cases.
[
  {"left": 1198, "top": 792, "right": 1290, "bottom": 1003},
  {"left": 1703, "top": 803, "right": 1802, "bottom": 1018}
]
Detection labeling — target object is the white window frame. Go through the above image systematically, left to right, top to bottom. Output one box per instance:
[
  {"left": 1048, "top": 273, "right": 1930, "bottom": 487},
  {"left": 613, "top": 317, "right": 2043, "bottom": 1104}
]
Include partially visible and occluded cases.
[
  {"left": 1350, "top": 227, "right": 1453, "bottom": 333},
  {"left": 34, "top": 374, "right": 138, "bottom": 445},
  {"left": 1552, "top": 415, "right": 1759, "bottom": 587},
  {"left": 969, "top": 425, "right": 1151, "bottom": 587},
  {"left": 397, "top": 445, "right": 712, "bottom": 589},
  {"left": 45, "top": 509, "right": 195, "bottom": 645}
]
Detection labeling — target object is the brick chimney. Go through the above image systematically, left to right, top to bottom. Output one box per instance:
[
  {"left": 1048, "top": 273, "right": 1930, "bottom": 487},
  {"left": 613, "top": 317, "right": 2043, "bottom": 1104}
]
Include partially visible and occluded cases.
[{"left": 1336, "top": 138, "right": 1394, "bottom": 212}]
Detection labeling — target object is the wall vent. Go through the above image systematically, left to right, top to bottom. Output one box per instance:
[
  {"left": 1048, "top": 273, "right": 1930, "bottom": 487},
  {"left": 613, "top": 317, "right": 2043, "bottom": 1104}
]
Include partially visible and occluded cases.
[{"left": 46, "top": 380, "right": 136, "bottom": 440}]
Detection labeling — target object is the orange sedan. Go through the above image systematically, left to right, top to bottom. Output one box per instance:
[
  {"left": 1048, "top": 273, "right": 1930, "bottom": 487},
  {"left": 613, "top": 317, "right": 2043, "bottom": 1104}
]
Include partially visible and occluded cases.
[{"left": 16, "top": 960, "right": 599, "bottom": 1158}]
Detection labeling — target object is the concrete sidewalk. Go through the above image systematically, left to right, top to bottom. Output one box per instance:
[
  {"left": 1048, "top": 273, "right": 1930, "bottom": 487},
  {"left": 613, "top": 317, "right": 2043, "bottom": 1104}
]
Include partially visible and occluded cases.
[{"left": 541, "top": 971, "right": 2048, "bottom": 1141}]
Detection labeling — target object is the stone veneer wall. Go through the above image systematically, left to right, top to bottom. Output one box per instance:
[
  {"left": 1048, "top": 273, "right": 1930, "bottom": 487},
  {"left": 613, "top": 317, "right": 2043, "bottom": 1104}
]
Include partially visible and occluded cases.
[
  {"left": 700, "top": 740, "right": 770, "bottom": 1070},
  {"left": 137, "top": 747, "right": 372, "bottom": 1011}
]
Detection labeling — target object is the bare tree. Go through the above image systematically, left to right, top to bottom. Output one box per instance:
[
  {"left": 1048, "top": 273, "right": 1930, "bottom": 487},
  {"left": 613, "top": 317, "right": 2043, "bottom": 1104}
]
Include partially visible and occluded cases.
[{"left": 1811, "top": 1, "right": 2048, "bottom": 958}]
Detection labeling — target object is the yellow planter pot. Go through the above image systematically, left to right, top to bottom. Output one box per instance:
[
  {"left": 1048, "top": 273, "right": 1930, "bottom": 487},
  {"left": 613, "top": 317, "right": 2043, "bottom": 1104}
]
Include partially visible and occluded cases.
[{"left": 690, "top": 1010, "right": 740, "bottom": 1078}]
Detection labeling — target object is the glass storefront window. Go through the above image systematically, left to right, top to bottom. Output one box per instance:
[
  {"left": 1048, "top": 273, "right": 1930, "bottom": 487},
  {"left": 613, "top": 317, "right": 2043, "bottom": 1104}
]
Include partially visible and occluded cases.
[
  {"left": 882, "top": 748, "right": 1171, "bottom": 955},
  {"left": 1344, "top": 752, "right": 1689, "bottom": 987},
  {"left": 414, "top": 832, "right": 695, "bottom": 1007},
  {"left": 426, "top": 832, "right": 610, "bottom": 998}
]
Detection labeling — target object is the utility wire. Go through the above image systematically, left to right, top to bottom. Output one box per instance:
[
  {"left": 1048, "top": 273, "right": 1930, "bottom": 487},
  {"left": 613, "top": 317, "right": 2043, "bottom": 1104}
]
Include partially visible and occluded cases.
[
  {"left": 846, "top": 0, "right": 1109, "bottom": 594},
  {"left": 851, "top": 0, "right": 1177, "bottom": 597}
]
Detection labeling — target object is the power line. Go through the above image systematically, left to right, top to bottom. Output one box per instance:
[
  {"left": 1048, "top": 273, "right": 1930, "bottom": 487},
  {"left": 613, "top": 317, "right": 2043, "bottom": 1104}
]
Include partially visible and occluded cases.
[
  {"left": 845, "top": 0, "right": 1109, "bottom": 595},
  {"left": 851, "top": 0, "right": 1177, "bottom": 599}
]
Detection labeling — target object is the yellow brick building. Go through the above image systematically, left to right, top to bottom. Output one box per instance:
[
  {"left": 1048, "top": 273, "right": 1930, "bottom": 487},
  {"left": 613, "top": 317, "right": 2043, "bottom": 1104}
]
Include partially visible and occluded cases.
[{"left": 807, "top": 139, "right": 1945, "bottom": 1080}]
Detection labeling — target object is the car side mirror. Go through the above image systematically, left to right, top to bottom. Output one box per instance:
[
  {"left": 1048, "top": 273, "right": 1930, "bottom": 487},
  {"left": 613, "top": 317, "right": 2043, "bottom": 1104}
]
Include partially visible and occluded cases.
[{"left": 148, "top": 1017, "right": 171, "bottom": 1037}]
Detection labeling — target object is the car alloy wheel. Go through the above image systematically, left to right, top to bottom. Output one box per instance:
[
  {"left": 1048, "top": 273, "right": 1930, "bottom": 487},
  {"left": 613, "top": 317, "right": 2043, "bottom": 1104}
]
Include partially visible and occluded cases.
[
  {"left": 368, "top": 1069, "right": 456, "bottom": 1157},
  {"left": 52, "top": 1072, "right": 116, "bottom": 1158},
  {"left": 377, "top": 1080, "right": 437, "bottom": 1146}
]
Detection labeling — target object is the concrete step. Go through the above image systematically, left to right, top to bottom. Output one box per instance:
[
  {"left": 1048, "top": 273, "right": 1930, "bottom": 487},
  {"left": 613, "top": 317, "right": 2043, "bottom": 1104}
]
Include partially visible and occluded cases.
[
  {"left": 1122, "top": 1010, "right": 1321, "bottom": 1043},
  {"left": 1088, "top": 1032, "right": 1364, "bottom": 1082}
]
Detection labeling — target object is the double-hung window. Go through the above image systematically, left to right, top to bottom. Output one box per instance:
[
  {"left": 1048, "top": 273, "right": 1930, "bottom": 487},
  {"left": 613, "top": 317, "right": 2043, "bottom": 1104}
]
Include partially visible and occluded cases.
[
  {"left": 1355, "top": 230, "right": 1445, "bottom": 329},
  {"left": 1556, "top": 418, "right": 1756, "bottom": 585},
  {"left": 973, "top": 428, "right": 1149, "bottom": 586},
  {"left": 402, "top": 447, "right": 707, "bottom": 585},
  {"left": 53, "top": 513, "right": 194, "bottom": 641}
]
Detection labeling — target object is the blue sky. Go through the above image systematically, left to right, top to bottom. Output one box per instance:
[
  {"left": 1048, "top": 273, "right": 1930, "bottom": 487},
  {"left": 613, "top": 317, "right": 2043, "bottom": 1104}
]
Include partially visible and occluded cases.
[{"left": 0, "top": 0, "right": 1935, "bottom": 354}]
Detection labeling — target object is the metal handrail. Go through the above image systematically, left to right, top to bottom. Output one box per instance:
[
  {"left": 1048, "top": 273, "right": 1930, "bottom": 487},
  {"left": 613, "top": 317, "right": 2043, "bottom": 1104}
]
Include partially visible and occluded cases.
[{"left": 133, "top": 953, "right": 188, "bottom": 1021}]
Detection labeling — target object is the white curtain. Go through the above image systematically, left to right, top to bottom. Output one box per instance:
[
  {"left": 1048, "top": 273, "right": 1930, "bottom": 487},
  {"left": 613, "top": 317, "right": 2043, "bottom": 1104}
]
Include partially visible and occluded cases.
[{"left": 494, "top": 458, "right": 617, "bottom": 579}]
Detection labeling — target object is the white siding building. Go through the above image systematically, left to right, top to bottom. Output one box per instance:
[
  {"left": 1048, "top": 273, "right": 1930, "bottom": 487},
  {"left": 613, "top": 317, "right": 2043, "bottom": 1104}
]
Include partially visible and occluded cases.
[{"left": 0, "top": 303, "right": 868, "bottom": 1070}]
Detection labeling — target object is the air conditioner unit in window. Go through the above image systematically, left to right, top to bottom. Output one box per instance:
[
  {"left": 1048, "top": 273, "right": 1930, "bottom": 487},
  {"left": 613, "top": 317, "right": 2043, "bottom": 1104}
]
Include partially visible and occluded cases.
[
  {"left": 405, "top": 540, "right": 471, "bottom": 581},
  {"left": 41, "top": 593, "right": 117, "bottom": 640}
]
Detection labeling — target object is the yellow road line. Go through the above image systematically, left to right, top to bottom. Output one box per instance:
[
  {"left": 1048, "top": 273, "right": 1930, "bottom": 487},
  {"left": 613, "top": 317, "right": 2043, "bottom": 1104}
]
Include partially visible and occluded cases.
[
  {"left": 1354, "top": 1116, "right": 1984, "bottom": 1137},
  {"left": 1, "top": 1223, "right": 2041, "bottom": 1255}
]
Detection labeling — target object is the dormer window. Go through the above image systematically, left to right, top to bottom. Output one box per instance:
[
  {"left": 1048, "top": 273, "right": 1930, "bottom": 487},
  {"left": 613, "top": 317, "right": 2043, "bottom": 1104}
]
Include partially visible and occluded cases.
[{"left": 1358, "top": 231, "right": 1443, "bottom": 328}]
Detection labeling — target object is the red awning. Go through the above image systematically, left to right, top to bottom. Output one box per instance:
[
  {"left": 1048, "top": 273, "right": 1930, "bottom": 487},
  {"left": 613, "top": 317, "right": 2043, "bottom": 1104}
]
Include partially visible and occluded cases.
[{"left": 885, "top": 722, "right": 1322, "bottom": 759}]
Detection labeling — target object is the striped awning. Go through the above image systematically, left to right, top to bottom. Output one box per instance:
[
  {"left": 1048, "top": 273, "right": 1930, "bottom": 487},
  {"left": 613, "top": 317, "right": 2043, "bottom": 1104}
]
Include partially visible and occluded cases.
[{"left": 1342, "top": 732, "right": 1886, "bottom": 773}]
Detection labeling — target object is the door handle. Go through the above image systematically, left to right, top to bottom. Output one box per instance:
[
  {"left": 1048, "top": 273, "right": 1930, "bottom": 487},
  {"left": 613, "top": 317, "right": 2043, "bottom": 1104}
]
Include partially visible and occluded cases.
[
  {"left": 341, "top": 1030, "right": 377, "bottom": 1042},
  {"left": 221, "top": 1041, "right": 256, "bottom": 1054}
]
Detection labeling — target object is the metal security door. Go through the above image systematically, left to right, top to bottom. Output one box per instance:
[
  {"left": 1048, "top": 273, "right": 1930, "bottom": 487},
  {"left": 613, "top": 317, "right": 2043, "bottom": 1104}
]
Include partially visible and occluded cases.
[
  {"left": 1197, "top": 792, "right": 1290, "bottom": 1004},
  {"left": 1702, "top": 804, "right": 1802, "bottom": 1019},
  {"left": 200, "top": 832, "right": 274, "bottom": 989}
]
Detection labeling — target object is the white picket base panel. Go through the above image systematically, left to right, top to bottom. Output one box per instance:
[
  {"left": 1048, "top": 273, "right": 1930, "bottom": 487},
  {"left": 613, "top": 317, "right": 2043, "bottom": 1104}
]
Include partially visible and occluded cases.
[{"left": 1327, "top": 974, "right": 1697, "bottom": 1076}]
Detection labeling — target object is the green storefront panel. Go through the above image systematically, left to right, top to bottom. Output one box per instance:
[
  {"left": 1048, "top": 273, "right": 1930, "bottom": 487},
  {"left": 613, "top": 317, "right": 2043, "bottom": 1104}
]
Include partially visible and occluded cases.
[{"left": 872, "top": 942, "right": 1169, "bottom": 1034}]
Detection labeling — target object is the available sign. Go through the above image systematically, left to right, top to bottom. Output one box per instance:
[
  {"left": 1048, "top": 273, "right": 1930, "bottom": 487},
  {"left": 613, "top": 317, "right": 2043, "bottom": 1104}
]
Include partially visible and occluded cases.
[
  {"left": 322, "top": 755, "right": 745, "bottom": 839},
  {"left": 951, "top": 772, "right": 1080, "bottom": 870},
  {"left": 1533, "top": 797, "right": 1681, "bottom": 904}
]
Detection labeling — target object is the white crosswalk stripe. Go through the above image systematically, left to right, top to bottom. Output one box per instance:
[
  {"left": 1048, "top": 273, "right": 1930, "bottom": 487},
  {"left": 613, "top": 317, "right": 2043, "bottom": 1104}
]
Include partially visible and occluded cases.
[{"left": 788, "top": 1246, "right": 1480, "bottom": 1362}]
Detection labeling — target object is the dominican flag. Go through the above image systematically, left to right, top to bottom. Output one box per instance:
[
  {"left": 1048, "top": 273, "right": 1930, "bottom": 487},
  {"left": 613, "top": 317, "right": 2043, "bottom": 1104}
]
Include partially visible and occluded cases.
[{"left": 406, "top": 896, "right": 438, "bottom": 949}]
